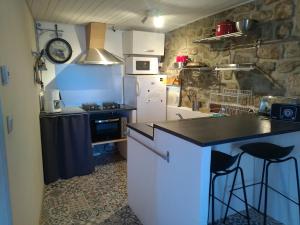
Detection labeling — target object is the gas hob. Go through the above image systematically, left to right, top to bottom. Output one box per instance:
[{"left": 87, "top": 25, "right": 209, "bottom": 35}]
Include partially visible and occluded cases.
[{"left": 81, "top": 102, "right": 121, "bottom": 111}]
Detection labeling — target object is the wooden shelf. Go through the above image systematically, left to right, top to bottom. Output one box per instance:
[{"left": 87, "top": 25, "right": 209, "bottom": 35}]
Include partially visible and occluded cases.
[
  {"left": 193, "top": 32, "right": 246, "bottom": 44},
  {"left": 92, "top": 138, "right": 127, "bottom": 147}
]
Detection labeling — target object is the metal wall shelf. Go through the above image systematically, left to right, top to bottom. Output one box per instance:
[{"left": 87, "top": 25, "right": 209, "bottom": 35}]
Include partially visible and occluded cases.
[
  {"left": 193, "top": 32, "right": 245, "bottom": 44},
  {"left": 215, "top": 63, "right": 255, "bottom": 71},
  {"left": 168, "top": 66, "right": 212, "bottom": 71}
]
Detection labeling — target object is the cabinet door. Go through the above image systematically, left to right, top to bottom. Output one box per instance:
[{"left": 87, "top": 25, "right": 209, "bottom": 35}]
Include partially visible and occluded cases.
[
  {"left": 123, "top": 31, "right": 165, "bottom": 56},
  {"left": 136, "top": 76, "right": 166, "bottom": 122},
  {"left": 127, "top": 136, "right": 158, "bottom": 225}
]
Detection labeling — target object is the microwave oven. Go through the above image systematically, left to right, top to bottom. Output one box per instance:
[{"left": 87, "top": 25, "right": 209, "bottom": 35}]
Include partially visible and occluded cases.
[{"left": 125, "top": 56, "right": 159, "bottom": 75}]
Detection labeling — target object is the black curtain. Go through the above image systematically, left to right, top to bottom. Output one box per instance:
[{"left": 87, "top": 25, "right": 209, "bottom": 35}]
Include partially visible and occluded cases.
[{"left": 40, "top": 113, "right": 94, "bottom": 184}]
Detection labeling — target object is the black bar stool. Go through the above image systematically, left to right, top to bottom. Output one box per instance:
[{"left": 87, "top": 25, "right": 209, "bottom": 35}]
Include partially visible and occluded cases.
[
  {"left": 225, "top": 142, "right": 300, "bottom": 225},
  {"left": 210, "top": 150, "right": 250, "bottom": 225}
]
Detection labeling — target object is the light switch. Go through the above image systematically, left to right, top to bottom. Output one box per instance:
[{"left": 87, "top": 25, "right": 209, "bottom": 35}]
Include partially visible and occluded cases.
[
  {"left": 1, "top": 65, "right": 10, "bottom": 85},
  {"left": 6, "top": 115, "right": 13, "bottom": 134}
]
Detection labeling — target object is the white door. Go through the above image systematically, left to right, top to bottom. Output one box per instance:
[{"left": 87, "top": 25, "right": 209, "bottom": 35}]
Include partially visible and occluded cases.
[
  {"left": 136, "top": 76, "right": 166, "bottom": 122},
  {"left": 0, "top": 100, "right": 13, "bottom": 225}
]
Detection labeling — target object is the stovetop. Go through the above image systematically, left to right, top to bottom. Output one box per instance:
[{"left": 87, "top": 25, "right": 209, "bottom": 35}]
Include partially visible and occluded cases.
[{"left": 81, "top": 102, "right": 121, "bottom": 111}]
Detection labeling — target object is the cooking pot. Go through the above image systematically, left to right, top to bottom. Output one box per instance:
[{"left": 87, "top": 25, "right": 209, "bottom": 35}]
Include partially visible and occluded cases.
[{"left": 216, "top": 20, "right": 236, "bottom": 36}]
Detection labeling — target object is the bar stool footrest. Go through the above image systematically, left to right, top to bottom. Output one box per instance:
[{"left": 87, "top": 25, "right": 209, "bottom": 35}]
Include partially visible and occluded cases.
[
  {"left": 232, "top": 182, "right": 300, "bottom": 206},
  {"left": 210, "top": 194, "right": 250, "bottom": 220}
]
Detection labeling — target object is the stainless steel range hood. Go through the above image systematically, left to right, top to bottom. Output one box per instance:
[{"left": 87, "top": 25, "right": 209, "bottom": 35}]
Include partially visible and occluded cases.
[{"left": 77, "top": 22, "right": 123, "bottom": 65}]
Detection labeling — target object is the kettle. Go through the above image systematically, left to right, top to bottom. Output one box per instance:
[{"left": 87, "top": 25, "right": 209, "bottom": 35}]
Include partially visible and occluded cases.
[{"left": 44, "top": 89, "right": 62, "bottom": 113}]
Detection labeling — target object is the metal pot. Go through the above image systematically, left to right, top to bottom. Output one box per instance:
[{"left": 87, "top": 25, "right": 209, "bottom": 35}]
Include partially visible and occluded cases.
[{"left": 235, "top": 19, "right": 257, "bottom": 33}]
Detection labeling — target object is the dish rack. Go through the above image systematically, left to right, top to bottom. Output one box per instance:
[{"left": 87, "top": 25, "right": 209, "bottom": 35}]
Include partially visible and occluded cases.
[{"left": 209, "top": 89, "right": 257, "bottom": 115}]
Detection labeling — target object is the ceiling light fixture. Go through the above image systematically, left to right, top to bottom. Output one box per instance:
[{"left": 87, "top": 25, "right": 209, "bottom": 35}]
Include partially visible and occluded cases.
[
  {"left": 141, "top": 9, "right": 164, "bottom": 28},
  {"left": 153, "top": 15, "right": 164, "bottom": 28}
]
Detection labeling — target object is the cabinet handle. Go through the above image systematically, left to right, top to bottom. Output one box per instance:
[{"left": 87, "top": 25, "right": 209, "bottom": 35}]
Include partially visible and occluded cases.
[
  {"left": 144, "top": 49, "right": 155, "bottom": 52},
  {"left": 136, "top": 80, "right": 140, "bottom": 96},
  {"left": 94, "top": 118, "right": 120, "bottom": 124}
]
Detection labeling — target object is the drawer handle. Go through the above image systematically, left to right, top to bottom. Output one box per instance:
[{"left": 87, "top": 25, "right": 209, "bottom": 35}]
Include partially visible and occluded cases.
[
  {"left": 144, "top": 49, "right": 155, "bottom": 52},
  {"left": 94, "top": 118, "right": 120, "bottom": 124}
]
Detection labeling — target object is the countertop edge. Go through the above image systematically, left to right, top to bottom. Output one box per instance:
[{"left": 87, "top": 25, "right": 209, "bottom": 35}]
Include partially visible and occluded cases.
[
  {"left": 40, "top": 105, "right": 137, "bottom": 117},
  {"left": 127, "top": 124, "right": 154, "bottom": 140},
  {"left": 154, "top": 124, "right": 300, "bottom": 147}
]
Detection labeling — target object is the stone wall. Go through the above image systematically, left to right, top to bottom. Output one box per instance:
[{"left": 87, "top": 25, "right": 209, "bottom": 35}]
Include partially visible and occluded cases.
[{"left": 163, "top": 0, "right": 300, "bottom": 108}]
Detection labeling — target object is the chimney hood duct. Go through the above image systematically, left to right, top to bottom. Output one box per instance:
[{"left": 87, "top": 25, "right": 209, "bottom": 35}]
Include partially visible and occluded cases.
[{"left": 77, "top": 22, "right": 123, "bottom": 65}]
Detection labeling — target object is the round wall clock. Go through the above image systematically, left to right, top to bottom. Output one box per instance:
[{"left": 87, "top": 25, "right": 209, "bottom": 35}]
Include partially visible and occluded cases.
[{"left": 45, "top": 38, "right": 72, "bottom": 64}]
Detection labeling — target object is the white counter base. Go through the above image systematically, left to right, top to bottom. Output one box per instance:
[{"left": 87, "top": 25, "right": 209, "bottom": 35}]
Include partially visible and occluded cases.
[{"left": 127, "top": 128, "right": 300, "bottom": 225}]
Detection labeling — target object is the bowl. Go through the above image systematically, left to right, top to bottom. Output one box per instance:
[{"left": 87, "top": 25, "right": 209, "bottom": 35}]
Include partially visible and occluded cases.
[{"left": 235, "top": 19, "right": 257, "bottom": 33}]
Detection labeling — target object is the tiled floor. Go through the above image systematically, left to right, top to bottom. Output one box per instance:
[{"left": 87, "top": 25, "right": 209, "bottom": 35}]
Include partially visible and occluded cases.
[
  {"left": 40, "top": 152, "right": 284, "bottom": 225},
  {"left": 40, "top": 153, "right": 141, "bottom": 225}
]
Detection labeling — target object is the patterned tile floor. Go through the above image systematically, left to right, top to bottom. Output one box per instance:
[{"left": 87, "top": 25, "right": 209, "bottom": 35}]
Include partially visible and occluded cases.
[{"left": 40, "top": 152, "right": 284, "bottom": 225}]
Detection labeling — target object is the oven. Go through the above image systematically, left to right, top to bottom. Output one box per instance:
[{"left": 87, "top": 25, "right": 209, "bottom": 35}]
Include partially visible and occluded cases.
[
  {"left": 125, "top": 56, "right": 159, "bottom": 74},
  {"left": 90, "top": 114, "right": 127, "bottom": 143}
]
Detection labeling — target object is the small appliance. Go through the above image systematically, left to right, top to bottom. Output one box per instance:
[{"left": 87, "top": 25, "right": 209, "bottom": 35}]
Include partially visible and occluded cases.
[
  {"left": 125, "top": 56, "right": 159, "bottom": 75},
  {"left": 44, "top": 89, "right": 62, "bottom": 113},
  {"left": 258, "top": 96, "right": 300, "bottom": 116},
  {"left": 271, "top": 103, "right": 300, "bottom": 122}
]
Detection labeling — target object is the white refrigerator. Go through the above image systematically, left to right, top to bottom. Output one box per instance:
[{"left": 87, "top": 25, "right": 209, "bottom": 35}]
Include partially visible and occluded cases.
[{"left": 124, "top": 75, "right": 167, "bottom": 123}]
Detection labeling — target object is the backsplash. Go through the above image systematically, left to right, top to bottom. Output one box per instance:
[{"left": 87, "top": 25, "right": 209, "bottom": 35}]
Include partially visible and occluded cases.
[
  {"left": 163, "top": 0, "right": 300, "bottom": 108},
  {"left": 37, "top": 22, "right": 124, "bottom": 107},
  {"left": 53, "top": 64, "right": 123, "bottom": 106}
]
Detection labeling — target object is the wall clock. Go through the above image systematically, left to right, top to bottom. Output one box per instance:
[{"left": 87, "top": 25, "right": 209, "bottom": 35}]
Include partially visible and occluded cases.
[{"left": 45, "top": 38, "right": 72, "bottom": 64}]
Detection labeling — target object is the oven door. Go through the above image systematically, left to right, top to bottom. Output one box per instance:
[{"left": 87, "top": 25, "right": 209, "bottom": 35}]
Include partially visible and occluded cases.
[{"left": 91, "top": 117, "right": 121, "bottom": 143}]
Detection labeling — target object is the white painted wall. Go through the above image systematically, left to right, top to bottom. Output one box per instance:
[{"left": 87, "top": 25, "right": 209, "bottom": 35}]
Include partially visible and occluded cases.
[
  {"left": 0, "top": 0, "right": 44, "bottom": 225},
  {"left": 37, "top": 21, "right": 124, "bottom": 106},
  {"left": 0, "top": 100, "right": 12, "bottom": 225}
]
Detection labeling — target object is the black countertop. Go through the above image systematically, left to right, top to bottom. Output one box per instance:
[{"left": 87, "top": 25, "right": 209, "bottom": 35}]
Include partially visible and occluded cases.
[
  {"left": 40, "top": 105, "right": 136, "bottom": 117},
  {"left": 128, "top": 115, "right": 300, "bottom": 147},
  {"left": 127, "top": 123, "right": 154, "bottom": 139}
]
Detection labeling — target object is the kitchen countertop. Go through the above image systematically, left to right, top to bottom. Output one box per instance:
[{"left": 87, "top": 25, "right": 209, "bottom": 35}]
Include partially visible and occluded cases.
[
  {"left": 40, "top": 105, "right": 136, "bottom": 117},
  {"left": 40, "top": 107, "right": 87, "bottom": 117},
  {"left": 127, "top": 115, "right": 300, "bottom": 146},
  {"left": 127, "top": 123, "right": 154, "bottom": 139}
]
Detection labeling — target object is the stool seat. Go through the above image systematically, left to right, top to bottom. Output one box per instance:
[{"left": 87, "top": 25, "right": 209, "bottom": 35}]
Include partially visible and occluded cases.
[
  {"left": 232, "top": 142, "right": 300, "bottom": 225},
  {"left": 240, "top": 142, "right": 294, "bottom": 160},
  {"left": 211, "top": 151, "right": 239, "bottom": 173}
]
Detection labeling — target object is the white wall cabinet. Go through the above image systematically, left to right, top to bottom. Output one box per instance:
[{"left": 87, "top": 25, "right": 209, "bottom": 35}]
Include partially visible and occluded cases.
[{"left": 123, "top": 30, "right": 165, "bottom": 56}]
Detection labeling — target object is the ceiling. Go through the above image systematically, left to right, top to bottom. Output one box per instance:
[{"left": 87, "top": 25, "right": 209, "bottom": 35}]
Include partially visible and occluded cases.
[{"left": 26, "top": 0, "right": 252, "bottom": 32}]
